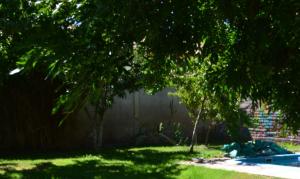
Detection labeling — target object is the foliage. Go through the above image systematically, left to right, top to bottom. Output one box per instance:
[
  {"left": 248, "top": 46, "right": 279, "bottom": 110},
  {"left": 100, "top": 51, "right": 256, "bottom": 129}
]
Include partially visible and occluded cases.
[
  {"left": 0, "top": 0, "right": 299, "bottom": 132},
  {"left": 0, "top": 0, "right": 232, "bottom": 109},
  {"left": 216, "top": 0, "right": 300, "bottom": 131},
  {"left": 169, "top": 57, "right": 251, "bottom": 142},
  {"left": 159, "top": 122, "right": 188, "bottom": 145}
]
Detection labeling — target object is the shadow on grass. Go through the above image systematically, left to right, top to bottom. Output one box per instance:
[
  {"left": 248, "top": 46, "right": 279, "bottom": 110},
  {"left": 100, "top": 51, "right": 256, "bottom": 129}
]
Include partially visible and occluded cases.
[
  {"left": 0, "top": 149, "right": 198, "bottom": 179},
  {"left": 101, "top": 149, "right": 193, "bottom": 164}
]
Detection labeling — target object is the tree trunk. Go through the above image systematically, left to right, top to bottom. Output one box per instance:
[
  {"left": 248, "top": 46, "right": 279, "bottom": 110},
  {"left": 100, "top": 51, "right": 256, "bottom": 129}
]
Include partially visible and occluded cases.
[
  {"left": 189, "top": 97, "right": 207, "bottom": 153},
  {"left": 90, "top": 99, "right": 107, "bottom": 150},
  {"left": 189, "top": 109, "right": 202, "bottom": 153},
  {"left": 95, "top": 115, "right": 104, "bottom": 150},
  {"left": 205, "top": 124, "right": 211, "bottom": 146}
]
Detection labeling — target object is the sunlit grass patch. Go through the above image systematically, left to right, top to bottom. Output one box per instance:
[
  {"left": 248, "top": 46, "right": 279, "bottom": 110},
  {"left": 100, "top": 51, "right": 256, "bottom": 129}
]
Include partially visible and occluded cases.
[{"left": 0, "top": 145, "right": 283, "bottom": 178}]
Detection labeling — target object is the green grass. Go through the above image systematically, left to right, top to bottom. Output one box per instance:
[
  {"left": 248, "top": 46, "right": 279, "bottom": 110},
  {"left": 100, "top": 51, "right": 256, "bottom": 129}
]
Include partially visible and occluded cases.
[
  {"left": 279, "top": 142, "right": 300, "bottom": 153},
  {"left": 0, "top": 145, "right": 281, "bottom": 179},
  {"left": 179, "top": 166, "right": 275, "bottom": 179}
]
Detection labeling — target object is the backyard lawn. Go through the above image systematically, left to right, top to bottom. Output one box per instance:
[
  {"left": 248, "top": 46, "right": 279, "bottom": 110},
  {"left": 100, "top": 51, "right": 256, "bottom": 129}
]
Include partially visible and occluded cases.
[{"left": 1, "top": 144, "right": 297, "bottom": 179}]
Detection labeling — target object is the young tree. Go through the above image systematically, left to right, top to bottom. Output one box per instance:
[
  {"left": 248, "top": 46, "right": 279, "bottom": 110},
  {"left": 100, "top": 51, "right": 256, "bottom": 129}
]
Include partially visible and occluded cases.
[{"left": 170, "top": 56, "right": 250, "bottom": 153}]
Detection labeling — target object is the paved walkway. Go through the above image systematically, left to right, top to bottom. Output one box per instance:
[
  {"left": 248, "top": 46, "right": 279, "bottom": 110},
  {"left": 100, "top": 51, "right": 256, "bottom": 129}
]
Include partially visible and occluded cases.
[{"left": 181, "top": 159, "right": 300, "bottom": 179}]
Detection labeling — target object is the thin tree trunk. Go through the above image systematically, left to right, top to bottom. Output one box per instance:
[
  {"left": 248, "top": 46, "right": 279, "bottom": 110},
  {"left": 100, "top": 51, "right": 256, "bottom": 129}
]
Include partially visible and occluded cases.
[
  {"left": 189, "top": 97, "right": 207, "bottom": 153},
  {"left": 189, "top": 109, "right": 201, "bottom": 153},
  {"left": 205, "top": 124, "right": 211, "bottom": 146}
]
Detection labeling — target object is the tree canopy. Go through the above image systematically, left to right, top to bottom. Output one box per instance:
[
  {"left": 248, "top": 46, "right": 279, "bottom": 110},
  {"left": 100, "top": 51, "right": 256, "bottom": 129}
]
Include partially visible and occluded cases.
[{"left": 0, "top": 0, "right": 299, "bottom": 130}]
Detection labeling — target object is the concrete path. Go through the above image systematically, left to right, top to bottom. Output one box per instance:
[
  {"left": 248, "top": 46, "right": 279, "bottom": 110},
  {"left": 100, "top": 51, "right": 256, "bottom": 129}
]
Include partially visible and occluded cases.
[{"left": 181, "top": 160, "right": 300, "bottom": 179}]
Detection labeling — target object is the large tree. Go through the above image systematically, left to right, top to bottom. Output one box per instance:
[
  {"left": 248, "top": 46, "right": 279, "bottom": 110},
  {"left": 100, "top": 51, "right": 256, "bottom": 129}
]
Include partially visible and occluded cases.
[
  {"left": 0, "top": 0, "right": 141, "bottom": 148},
  {"left": 0, "top": 0, "right": 203, "bottom": 148},
  {"left": 1, "top": 0, "right": 299, "bottom": 147},
  {"left": 217, "top": 0, "right": 300, "bottom": 130}
]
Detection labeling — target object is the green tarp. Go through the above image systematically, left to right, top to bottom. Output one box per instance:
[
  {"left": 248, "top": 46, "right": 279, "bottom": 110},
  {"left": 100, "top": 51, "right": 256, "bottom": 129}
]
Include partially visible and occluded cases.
[{"left": 222, "top": 140, "right": 292, "bottom": 158}]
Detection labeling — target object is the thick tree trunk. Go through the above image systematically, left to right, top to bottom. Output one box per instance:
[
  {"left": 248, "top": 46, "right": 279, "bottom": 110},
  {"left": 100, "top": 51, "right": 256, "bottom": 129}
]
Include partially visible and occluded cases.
[
  {"left": 90, "top": 99, "right": 106, "bottom": 150},
  {"left": 94, "top": 115, "right": 104, "bottom": 150},
  {"left": 98, "top": 119, "right": 104, "bottom": 148}
]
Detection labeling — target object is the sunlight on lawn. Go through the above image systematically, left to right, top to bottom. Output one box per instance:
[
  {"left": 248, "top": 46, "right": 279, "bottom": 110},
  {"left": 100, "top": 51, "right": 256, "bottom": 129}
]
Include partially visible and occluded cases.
[{"left": 0, "top": 145, "right": 292, "bottom": 178}]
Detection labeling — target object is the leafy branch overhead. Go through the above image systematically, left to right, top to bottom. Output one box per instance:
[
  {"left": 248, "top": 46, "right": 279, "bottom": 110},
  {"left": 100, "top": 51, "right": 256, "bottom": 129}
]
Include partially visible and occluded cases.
[{"left": 0, "top": 0, "right": 299, "bottom": 131}]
